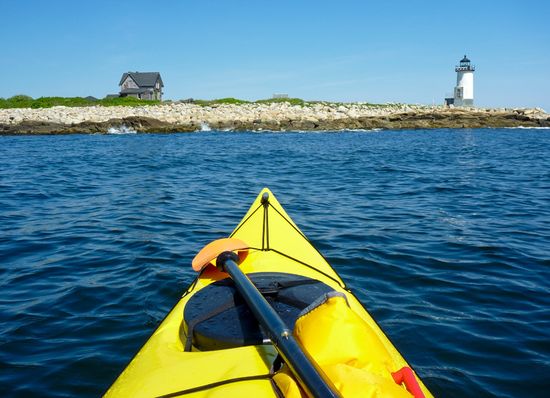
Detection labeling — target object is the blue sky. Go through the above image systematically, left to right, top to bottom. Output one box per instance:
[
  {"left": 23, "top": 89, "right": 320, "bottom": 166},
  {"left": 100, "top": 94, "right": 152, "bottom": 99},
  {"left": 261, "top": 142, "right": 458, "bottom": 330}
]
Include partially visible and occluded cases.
[{"left": 2, "top": 0, "right": 549, "bottom": 110}]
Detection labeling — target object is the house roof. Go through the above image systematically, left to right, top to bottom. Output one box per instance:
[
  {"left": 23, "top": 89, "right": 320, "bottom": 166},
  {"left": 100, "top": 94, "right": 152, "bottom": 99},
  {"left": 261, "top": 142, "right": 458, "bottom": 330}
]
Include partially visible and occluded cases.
[{"left": 119, "top": 72, "right": 163, "bottom": 88}]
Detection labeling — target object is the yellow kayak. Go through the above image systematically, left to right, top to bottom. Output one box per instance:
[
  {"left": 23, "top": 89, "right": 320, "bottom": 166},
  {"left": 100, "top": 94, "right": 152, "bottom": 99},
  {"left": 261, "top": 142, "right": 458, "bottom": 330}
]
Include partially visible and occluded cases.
[{"left": 105, "top": 188, "right": 433, "bottom": 398}]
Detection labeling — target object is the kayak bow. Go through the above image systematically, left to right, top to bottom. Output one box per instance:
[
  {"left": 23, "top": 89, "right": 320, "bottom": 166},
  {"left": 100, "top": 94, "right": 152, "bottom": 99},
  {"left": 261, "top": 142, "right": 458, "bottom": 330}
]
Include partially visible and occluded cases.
[{"left": 105, "top": 188, "right": 433, "bottom": 398}]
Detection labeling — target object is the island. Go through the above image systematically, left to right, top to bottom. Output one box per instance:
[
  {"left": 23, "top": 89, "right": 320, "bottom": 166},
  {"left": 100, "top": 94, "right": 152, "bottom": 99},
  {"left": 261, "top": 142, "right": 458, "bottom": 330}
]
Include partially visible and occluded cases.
[{"left": 1, "top": 98, "right": 548, "bottom": 134}]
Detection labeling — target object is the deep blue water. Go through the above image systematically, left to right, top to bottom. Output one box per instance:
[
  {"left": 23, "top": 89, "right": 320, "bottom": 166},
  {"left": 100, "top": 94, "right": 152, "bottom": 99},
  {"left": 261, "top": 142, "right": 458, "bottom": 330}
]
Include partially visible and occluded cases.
[{"left": 1, "top": 128, "right": 549, "bottom": 397}]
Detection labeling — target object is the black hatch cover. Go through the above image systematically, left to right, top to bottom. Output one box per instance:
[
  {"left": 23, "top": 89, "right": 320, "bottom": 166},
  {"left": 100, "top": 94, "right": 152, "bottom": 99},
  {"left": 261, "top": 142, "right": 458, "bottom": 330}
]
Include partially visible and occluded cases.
[{"left": 183, "top": 272, "right": 334, "bottom": 351}]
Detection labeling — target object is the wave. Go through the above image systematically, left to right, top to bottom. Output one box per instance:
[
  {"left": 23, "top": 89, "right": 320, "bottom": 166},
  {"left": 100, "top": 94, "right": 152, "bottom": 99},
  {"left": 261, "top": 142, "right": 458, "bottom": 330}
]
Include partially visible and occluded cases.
[
  {"left": 199, "top": 122, "right": 212, "bottom": 131},
  {"left": 107, "top": 125, "right": 137, "bottom": 134},
  {"left": 498, "top": 126, "right": 550, "bottom": 130},
  {"left": 205, "top": 128, "right": 385, "bottom": 134}
]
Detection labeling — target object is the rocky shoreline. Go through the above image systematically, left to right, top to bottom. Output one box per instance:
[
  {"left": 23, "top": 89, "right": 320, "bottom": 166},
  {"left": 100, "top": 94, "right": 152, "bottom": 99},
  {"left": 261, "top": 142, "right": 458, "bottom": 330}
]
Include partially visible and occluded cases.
[{"left": 1, "top": 102, "right": 549, "bottom": 134}]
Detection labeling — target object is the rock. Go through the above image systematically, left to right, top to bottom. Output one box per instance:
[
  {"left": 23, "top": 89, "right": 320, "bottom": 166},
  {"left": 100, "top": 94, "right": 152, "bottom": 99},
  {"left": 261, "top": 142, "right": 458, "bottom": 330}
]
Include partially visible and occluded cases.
[{"left": 1, "top": 102, "right": 549, "bottom": 134}]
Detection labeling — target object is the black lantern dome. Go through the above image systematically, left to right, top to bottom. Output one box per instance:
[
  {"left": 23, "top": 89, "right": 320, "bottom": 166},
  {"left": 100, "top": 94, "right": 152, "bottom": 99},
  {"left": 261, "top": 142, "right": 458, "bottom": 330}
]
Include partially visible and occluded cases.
[{"left": 456, "top": 55, "right": 475, "bottom": 72}]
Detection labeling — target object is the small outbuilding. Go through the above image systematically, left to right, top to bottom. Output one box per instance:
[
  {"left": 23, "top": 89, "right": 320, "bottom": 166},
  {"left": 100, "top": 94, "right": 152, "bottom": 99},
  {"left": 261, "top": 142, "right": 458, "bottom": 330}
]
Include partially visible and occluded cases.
[{"left": 119, "top": 72, "right": 164, "bottom": 100}]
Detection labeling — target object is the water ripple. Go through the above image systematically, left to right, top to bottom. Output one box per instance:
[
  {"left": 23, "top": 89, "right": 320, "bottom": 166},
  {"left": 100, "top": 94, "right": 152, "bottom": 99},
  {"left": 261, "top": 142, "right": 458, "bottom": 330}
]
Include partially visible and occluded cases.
[{"left": 0, "top": 129, "right": 549, "bottom": 397}]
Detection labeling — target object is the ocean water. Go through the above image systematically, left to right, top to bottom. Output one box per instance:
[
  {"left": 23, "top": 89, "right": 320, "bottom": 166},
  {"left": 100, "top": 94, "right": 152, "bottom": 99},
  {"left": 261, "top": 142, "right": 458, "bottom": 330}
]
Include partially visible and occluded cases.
[{"left": 0, "top": 128, "right": 549, "bottom": 397}]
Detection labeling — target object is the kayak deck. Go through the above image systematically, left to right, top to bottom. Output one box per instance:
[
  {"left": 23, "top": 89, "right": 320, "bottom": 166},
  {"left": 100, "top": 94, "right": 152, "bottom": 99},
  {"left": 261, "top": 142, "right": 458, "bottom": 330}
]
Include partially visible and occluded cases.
[{"left": 105, "top": 189, "right": 433, "bottom": 397}]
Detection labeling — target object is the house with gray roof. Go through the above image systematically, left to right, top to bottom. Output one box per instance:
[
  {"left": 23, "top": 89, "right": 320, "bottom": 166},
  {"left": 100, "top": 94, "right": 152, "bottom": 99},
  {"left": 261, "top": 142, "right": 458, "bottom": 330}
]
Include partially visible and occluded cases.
[{"left": 119, "top": 72, "right": 164, "bottom": 100}]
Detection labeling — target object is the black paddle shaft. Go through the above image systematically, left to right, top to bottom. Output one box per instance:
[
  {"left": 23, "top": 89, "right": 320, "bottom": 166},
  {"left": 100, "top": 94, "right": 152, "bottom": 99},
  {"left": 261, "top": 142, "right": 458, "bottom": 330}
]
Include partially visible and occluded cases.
[{"left": 216, "top": 251, "right": 340, "bottom": 398}]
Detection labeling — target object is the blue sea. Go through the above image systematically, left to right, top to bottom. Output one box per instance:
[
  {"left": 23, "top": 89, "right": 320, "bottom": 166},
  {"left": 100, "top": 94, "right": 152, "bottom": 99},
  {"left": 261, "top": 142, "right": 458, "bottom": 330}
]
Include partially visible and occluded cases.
[{"left": 1, "top": 128, "right": 549, "bottom": 397}]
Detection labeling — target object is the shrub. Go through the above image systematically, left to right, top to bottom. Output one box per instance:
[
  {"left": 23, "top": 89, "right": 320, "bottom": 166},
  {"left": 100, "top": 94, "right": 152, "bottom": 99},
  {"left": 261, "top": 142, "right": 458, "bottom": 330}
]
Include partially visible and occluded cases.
[
  {"left": 0, "top": 95, "right": 161, "bottom": 109},
  {"left": 194, "top": 97, "right": 251, "bottom": 106},
  {"left": 255, "top": 97, "right": 306, "bottom": 106}
]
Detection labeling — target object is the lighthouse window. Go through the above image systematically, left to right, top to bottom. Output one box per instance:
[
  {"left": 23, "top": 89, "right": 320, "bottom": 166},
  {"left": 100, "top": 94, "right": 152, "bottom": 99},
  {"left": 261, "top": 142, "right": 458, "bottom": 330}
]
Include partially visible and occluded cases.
[{"left": 455, "top": 88, "right": 463, "bottom": 98}]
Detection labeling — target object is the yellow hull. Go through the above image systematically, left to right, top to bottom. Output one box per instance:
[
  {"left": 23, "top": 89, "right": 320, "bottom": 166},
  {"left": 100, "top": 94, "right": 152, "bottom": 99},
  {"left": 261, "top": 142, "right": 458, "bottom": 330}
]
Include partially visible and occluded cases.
[{"left": 105, "top": 189, "right": 433, "bottom": 397}]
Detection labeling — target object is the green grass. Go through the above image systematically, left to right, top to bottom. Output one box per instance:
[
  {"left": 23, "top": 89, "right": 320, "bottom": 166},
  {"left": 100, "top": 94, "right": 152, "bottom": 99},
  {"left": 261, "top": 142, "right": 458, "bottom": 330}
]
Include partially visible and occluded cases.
[
  {"left": 0, "top": 94, "right": 397, "bottom": 109},
  {"left": 0, "top": 95, "right": 161, "bottom": 109},
  {"left": 97, "top": 97, "right": 161, "bottom": 107},
  {"left": 192, "top": 97, "right": 251, "bottom": 106},
  {"left": 193, "top": 97, "right": 308, "bottom": 107},
  {"left": 255, "top": 97, "right": 306, "bottom": 106}
]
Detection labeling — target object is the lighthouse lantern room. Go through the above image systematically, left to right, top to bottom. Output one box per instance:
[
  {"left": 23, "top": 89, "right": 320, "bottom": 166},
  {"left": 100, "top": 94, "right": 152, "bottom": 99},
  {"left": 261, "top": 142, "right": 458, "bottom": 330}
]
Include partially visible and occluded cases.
[{"left": 453, "top": 55, "right": 475, "bottom": 107}]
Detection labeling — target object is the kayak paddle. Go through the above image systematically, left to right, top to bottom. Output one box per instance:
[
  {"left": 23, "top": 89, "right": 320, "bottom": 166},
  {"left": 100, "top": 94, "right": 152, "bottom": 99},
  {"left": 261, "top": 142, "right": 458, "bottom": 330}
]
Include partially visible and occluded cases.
[{"left": 192, "top": 239, "right": 341, "bottom": 398}]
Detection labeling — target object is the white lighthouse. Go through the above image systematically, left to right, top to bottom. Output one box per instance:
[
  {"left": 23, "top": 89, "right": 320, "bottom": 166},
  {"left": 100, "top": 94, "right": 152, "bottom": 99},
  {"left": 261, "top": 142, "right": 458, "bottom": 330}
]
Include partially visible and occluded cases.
[{"left": 453, "top": 55, "right": 475, "bottom": 107}]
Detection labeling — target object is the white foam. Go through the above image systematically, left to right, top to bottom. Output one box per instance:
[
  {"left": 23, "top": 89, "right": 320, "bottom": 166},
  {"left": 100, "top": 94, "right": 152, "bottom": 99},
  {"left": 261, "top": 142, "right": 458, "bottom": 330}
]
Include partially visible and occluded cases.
[
  {"left": 107, "top": 125, "right": 137, "bottom": 134},
  {"left": 514, "top": 126, "right": 550, "bottom": 129}
]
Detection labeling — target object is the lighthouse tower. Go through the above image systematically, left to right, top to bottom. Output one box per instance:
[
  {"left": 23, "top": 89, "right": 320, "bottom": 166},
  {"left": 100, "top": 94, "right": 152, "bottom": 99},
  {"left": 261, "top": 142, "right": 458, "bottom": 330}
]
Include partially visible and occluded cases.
[{"left": 453, "top": 55, "right": 475, "bottom": 107}]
